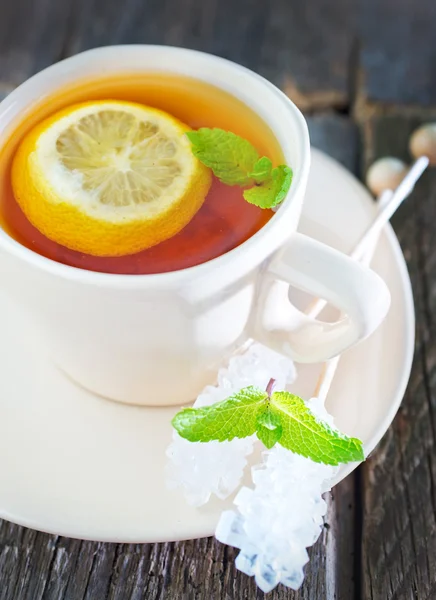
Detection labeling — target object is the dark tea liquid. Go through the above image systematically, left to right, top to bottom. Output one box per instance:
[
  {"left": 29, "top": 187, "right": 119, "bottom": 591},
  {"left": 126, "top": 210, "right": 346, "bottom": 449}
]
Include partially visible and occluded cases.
[{"left": 0, "top": 74, "right": 283, "bottom": 274}]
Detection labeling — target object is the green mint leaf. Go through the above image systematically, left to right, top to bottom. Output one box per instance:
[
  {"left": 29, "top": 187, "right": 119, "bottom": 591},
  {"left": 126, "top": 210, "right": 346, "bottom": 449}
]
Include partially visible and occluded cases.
[
  {"left": 186, "top": 128, "right": 259, "bottom": 186},
  {"left": 248, "top": 157, "right": 273, "bottom": 183},
  {"left": 243, "top": 165, "right": 293, "bottom": 209},
  {"left": 172, "top": 386, "right": 268, "bottom": 443},
  {"left": 270, "top": 391, "right": 364, "bottom": 465},
  {"left": 256, "top": 406, "right": 283, "bottom": 449}
]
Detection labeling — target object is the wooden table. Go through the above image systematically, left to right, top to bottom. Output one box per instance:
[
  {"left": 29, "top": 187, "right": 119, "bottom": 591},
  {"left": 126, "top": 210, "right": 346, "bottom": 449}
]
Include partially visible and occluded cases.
[{"left": 1, "top": 0, "right": 436, "bottom": 598}]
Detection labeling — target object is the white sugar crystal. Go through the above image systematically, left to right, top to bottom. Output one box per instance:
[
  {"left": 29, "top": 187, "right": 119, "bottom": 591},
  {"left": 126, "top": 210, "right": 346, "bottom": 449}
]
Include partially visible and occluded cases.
[
  {"left": 166, "top": 343, "right": 297, "bottom": 506},
  {"left": 195, "top": 343, "right": 296, "bottom": 408},
  {"left": 306, "top": 396, "right": 336, "bottom": 427},
  {"left": 166, "top": 434, "right": 255, "bottom": 506},
  {"left": 215, "top": 444, "right": 336, "bottom": 593},
  {"left": 215, "top": 511, "right": 247, "bottom": 547},
  {"left": 234, "top": 550, "right": 257, "bottom": 575},
  {"left": 255, "top": 563, "right": 281, "bottom": 592},
  {"left": 281, "top": 567, "right": 305, "bottom": 590}
]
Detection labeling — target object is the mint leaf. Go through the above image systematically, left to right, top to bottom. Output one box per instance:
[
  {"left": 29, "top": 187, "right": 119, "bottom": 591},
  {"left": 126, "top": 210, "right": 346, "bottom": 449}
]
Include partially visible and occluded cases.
[
  {"left": 186, "top": 128, "right": 259, "bottom": 186},
  {"left": 186, "top": 128, "right": 294, "bottom": 209},
  {"left": 249, "top": 157, "right": 272, "bottom": 183},
  {"left": 243, "top": 165, "right": 293, "bottom": 209},
  {"left": 171, "top": 384, "right": 364, "bottom": 466},
  {"left": 172, "top": 386, "right": 268, "bottom": 442},
  {"left": 270, "top": 391, "right": 364, "bottom": 465},
  {"left": 256, "top": 406, "right": 282, "bottom": 449}
]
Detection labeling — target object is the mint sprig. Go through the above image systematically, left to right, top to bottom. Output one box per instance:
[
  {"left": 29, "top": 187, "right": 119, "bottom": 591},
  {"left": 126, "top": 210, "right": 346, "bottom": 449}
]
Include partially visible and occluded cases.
[
  {"left": 186, "top": 128, "right": 293, "bottom": 209},
  {"left": 172, "top": 383, "right": 364, "bottom": 466}
]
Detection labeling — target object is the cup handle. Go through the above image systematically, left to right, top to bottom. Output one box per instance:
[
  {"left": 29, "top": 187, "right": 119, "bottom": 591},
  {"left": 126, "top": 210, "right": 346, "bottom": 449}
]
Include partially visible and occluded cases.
[{"left": 252, "top": 232, "right": 391, "bottom": 362}]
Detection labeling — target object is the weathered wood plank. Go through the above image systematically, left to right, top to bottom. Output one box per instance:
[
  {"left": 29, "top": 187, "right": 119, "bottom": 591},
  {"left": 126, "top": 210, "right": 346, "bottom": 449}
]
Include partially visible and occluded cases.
[
  {"left": 0, "top": 0, "right": 73, "bottom": 85},
  {"left": 0, "top": 0, "right": 355, "bottom": 112},
  {"left": 42, "top": 0, "right": 273, "bottom": 73},
  {"left": 259, "top": 0, "right": 354, "bottom": 110},
  {"left": 359, "top": 0, "right": 436, "bottom": 106},
  {"left": 307, "top": 114, "right": 359, "bottom": 173},
  {"left": 361, "top": 115, "right": 436, "bottom": 599},
  {"left": 322, "top": 475, "right": 357, "bottom": 600},
  {"left": 0, "top": 516, "right": 354, "bottom": 600}
]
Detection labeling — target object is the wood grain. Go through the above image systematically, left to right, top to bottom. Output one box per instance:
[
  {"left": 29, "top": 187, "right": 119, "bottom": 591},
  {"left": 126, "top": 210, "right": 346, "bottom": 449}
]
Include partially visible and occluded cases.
[
  {"left": 0, "top": 0, "right": 73, "bottom": 85},
  {"left": 0, "top": 0, "right": 355, "bottom": 114},
  {"left": 258, "top": 0, "right": 355, "bottom": 111},
  {"left": 359, "top": 0, "right": 436, "bottom": 106},
  {"left": 307, "top": 114, "right": 359, "bottom": 173},
  {"left": 360, "top": 115, "right": 436, "bottom": 600},
  {"left": 0, "top": 507, "right": 356, "bottom": 600}
]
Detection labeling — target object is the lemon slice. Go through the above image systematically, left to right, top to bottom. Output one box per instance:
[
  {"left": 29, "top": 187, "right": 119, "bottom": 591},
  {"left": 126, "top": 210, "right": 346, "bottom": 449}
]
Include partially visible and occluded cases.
[{"left": 12, "top": 100, "right": 212, "bottom": 256}]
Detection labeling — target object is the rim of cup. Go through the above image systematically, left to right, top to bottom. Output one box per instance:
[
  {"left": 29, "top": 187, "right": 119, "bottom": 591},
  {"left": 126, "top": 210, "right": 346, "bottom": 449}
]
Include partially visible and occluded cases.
[{"left": 0, "top": 45, "right": 310, "bottom": 289}]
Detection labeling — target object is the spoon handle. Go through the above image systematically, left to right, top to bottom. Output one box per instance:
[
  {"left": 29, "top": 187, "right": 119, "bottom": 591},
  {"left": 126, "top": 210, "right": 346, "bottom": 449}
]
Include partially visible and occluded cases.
[
  {"left": 304, "top": 157, "right": 428, "bottom": 320},
  {"left": 310, "top": 158, "right": 428, "bottom": 404}
]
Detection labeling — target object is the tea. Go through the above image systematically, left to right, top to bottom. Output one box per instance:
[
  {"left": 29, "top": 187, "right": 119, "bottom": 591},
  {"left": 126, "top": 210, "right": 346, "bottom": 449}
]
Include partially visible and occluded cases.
[{"left": 0, "top": 73, "right": 283, "bottom": 274}]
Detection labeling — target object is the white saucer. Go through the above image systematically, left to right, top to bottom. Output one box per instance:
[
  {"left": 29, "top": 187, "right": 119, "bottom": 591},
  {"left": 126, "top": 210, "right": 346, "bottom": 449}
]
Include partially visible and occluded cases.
[{"left": 0, "top": 149, "right": 414, "bottom": 543}]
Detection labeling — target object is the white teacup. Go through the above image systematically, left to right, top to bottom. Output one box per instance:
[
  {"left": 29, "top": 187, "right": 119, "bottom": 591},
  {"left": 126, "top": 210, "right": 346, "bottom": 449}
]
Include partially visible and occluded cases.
[{"left": 0, "top": 46, "right": 390, "bottom": 406}]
